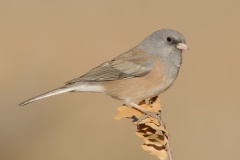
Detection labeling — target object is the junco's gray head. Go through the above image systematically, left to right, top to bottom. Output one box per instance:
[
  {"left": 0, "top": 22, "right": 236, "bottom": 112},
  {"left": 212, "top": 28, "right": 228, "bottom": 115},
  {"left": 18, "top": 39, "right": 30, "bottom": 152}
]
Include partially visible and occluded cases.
[{"left": 139, "top": 29, "right": 188, "bottom": 56}]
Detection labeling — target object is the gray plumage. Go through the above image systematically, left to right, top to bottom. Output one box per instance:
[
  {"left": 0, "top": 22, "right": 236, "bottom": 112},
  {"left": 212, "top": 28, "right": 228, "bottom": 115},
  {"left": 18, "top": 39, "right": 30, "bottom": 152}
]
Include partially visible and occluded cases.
[
  {"left": 19, "top": 29, "right": 188, "bottom": 106},
  {"left": 66, "top": 47, "right": 154, "bottom": 83}
]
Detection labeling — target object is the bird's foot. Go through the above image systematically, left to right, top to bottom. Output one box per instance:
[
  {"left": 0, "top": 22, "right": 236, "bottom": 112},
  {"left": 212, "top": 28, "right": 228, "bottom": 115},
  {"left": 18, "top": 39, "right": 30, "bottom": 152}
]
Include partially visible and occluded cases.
[
  {"left": 126, "top": 100, "right": 164, "bottom": 126},
  {"left": 137, "top": 111, "right": 164, "bottom": 126}
]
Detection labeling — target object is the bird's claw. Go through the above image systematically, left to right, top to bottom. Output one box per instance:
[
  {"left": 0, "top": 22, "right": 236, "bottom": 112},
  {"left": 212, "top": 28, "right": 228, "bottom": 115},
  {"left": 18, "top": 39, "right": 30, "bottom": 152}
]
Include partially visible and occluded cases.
[{"left": 135, "top": 110, "right": 165, "bottom": 127}]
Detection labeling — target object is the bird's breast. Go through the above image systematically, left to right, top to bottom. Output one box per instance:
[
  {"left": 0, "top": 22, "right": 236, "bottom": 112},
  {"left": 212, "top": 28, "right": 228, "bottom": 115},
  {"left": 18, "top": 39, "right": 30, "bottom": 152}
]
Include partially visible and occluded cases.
[{"left": 102, "top": 59, "right": 178, "bottom": 103}]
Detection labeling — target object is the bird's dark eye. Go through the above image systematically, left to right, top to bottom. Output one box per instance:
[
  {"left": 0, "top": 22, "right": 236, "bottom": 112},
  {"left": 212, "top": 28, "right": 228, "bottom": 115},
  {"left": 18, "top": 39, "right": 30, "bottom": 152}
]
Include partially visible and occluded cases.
[{"left": 167, "top": 37, "right": 172, "bottom": 42}]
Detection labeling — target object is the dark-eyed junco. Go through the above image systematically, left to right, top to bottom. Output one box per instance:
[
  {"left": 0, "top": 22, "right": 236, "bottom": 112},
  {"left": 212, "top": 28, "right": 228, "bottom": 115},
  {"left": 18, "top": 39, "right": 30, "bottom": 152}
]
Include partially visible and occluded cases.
[{"left": 19, "top": 29, "right": 188, "bottom": 115}]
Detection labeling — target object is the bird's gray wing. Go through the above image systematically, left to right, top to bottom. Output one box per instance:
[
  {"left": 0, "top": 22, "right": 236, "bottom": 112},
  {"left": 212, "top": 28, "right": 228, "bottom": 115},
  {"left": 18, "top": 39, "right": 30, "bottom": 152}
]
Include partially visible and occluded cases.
[{"left": 65, "top": 47, "right": 155, "bottom": 84}]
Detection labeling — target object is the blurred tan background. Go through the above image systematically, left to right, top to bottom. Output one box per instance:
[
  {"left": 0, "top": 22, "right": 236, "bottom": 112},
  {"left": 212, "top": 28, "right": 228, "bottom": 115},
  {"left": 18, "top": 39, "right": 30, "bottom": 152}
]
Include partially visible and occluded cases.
[{"left": 1, "top": 0, "right": 240, "bottom": 160}]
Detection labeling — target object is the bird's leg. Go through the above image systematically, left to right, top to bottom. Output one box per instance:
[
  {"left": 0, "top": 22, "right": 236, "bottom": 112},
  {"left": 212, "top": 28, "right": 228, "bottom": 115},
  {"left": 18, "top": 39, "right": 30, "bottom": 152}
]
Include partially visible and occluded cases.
[
  {"left": 128, "top": 101, "right": 162, "bottom": 124},
  {"left": 128, "top": 101, "right": 148, "bottom": 112}
]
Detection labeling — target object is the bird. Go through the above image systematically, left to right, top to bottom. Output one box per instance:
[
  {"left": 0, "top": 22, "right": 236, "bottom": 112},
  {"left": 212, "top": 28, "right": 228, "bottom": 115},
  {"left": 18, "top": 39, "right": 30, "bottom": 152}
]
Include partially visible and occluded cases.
[{"left": 19, "top": 29, "right": 188, "bottom": 116}]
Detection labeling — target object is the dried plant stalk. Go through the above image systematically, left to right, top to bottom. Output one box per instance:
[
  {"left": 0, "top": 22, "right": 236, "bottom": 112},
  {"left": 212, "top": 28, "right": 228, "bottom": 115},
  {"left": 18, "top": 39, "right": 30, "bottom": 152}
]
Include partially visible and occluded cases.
[{"left": 115, "top": 97, "right": 172, "bottom": 160}]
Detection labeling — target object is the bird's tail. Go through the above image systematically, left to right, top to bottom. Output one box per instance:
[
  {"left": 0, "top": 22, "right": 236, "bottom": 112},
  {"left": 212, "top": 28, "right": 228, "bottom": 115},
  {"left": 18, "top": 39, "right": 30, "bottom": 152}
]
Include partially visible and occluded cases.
[{"left": 19, "top": 86, "right": 74, "bottom": 106}]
